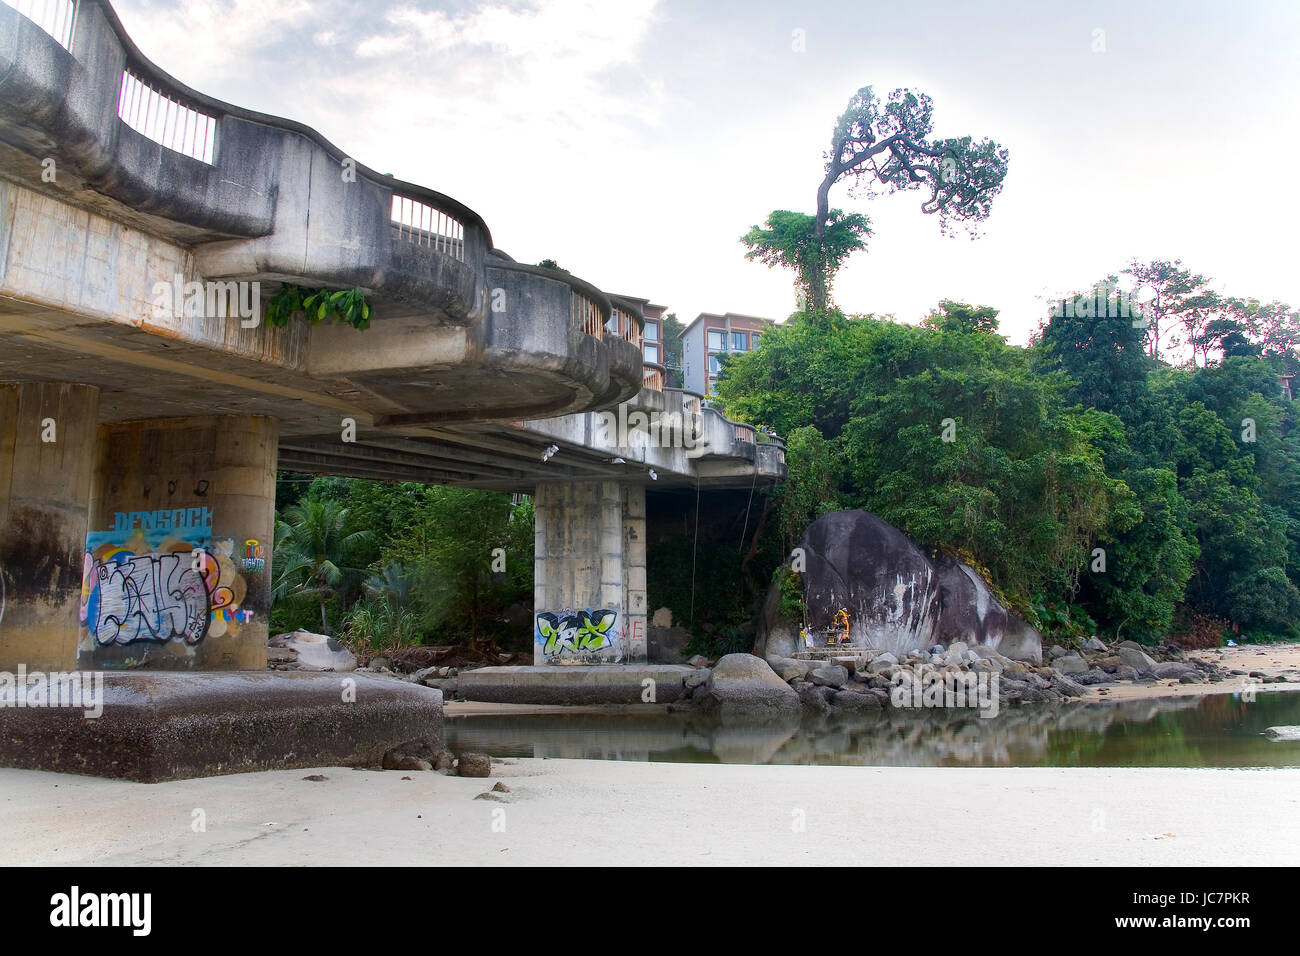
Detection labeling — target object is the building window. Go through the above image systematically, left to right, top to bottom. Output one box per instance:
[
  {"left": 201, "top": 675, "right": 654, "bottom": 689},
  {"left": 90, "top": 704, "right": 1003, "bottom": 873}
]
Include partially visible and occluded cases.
[
  {"left": 644, "top": 323, "right": 659, "bottom": 342},
  {"left": 707, "top": 329, "right": 724, "bottom": 351},
  {"left": 731, "top": 331, "right": 747, "bottom": 351},
  {"left": 751, "top": 332, "right": 761, "bottom": 348},
  {"left": 644, "top": 343, "right": 659, "bottom": 363},
  {"left": 708, "top": 354, "right": 722, "bottom": 374}
]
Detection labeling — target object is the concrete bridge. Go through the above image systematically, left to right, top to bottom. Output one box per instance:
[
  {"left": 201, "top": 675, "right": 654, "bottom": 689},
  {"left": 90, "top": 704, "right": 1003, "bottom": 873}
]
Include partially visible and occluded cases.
[{"left": 0, "top": 0, "right": 783, "bottom": 681}]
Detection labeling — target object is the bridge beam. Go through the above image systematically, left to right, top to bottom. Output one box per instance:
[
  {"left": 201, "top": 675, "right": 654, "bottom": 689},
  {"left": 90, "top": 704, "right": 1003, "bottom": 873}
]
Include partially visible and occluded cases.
[
  {"left": 0, "top": 383, "right": 100, "bottom": 671},
  {"left": 533, "top": 481, "right": 647, "bottom": 665}
]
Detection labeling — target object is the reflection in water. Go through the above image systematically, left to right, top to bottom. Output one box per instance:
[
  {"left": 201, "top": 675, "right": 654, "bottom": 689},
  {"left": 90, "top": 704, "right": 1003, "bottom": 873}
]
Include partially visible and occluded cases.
[{"left": 447, "top": 692, "right": 1300, "bottom": 768}]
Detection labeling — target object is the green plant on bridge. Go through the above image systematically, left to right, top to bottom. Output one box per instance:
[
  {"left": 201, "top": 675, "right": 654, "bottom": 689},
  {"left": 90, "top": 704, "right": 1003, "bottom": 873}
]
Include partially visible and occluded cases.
[{"left": 265, "top": 284, "right": 373, "bottom": 331}]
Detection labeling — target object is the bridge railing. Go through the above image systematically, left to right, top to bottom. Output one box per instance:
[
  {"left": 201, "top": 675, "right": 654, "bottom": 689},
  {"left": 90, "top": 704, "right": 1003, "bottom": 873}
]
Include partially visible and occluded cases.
[
  {"left": 3, "top": 0, "right": 74, "bottom": 47},
  {"left": 4, "top": 0, "right": 494, "bottom": 308},
  {"left": 117, "top": 68, "right": 218, "bottom": 164},
  {"left": 391, "top": 193, "right": 465, "bottom": 262},
  {"left": 571, "top": 290, "right": 605, "bottom": 339},
  {"left": 609, "top": 303, "right": 644, "bottom": 350},
  {"left": 642, "top": 364, "right": 665, "bottom": 392},
  {"left": 733, "top": 423, "right": 756, "bottom": 444}
]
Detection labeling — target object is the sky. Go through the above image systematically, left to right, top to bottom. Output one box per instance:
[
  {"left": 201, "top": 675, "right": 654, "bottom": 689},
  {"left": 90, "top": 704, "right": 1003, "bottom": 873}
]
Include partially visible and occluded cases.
[{"left": 112, "top": 0, "right": 1300, "bottom": 344}]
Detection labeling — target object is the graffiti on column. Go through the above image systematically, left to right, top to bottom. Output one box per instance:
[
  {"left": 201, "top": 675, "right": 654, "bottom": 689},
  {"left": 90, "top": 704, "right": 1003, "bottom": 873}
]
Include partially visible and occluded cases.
[
  {"left": 79, "top": 508, "right": 252, "bottom": 646},
  {"left": 535, "top": 608, "right": 621, "bottom": 661}
]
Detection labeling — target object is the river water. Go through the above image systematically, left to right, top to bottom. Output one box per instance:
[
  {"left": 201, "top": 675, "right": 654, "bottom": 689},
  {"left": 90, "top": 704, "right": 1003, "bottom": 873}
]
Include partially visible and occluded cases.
[{"left": 447, "top": 690, "right": 1300, "bottom": 768}]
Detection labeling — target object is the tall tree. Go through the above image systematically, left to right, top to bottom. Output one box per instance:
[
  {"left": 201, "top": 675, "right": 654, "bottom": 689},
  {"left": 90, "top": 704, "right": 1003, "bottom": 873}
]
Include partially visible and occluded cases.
[{"left": 807, "top": 86, "right": 1009, "bottom": 310}]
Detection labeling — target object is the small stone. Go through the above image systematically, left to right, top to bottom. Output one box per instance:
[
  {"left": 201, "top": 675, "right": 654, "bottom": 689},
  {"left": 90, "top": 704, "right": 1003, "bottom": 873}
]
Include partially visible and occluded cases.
[
  {"left": 434, "top": 751, "right": 455, "bottom": 772},
  {"left": 457, "top": 753, "right": 492, "bottom": 777},
  {"left": 302, "top": 774, "right": 328, "bottom": 782},
  {"left": 492, "top": 781, "right": 511, "bottom": 792},
  {"left": 474, "top": 792, "right": 506, "bottom": 801}
]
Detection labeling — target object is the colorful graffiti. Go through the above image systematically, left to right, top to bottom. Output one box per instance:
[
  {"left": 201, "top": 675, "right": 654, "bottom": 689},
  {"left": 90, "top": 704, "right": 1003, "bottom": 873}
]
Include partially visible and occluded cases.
[
  {"left": 80, "top": 509, "right": 252, "bottom": 647},
  {"left": 241, "top": 539, "right": 266, "bottom": 574},
  {"left": 535, "top": 608, "right": 620, "bottom": 660}
]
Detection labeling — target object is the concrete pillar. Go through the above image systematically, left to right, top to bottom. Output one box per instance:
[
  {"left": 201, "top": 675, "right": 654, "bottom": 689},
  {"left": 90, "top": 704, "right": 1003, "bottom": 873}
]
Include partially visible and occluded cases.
[
  {"left": 0, "top": 384, "right": 100, "bottom": 671},
  {"left": 79, "top": 415, "right": 277, "bottom": 670},
  {"left": 533, "top": 480, "right": 647, "bottom": 664}
]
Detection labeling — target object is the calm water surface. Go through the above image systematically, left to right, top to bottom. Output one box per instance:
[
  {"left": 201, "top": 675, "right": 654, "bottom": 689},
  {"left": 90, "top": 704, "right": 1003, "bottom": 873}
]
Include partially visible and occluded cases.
[{"left": 447, "top": 691, "right": 1300, "bottom": 768}]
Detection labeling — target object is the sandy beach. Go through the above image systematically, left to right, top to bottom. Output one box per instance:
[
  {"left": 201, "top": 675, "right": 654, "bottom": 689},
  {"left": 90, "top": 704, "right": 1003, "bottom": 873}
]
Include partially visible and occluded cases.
[
  {"left": 1079, "top": 643, "right": 1300, "bottom": 703},
  {"left": 2, "top": 759, "right": 1296, "bottom": 866}
]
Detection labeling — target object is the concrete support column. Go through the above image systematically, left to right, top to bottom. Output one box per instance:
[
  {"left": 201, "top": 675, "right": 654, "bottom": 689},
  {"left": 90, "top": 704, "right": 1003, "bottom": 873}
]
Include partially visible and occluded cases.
[
  {"left": 0, "top": 383, "right": 100, "bottom": 671},
  {"left": 79, "top": 415, "right": 277, "bottom": 670},
  {"left": 533, "top": 480, "right": 647, "bottom": 664}
]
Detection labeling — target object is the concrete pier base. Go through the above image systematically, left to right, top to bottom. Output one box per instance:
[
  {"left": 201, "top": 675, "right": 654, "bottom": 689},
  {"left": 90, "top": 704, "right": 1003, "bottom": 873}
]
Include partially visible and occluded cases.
[
  {"left": 458, "top": 664, "right": 695, "bottom": 705},
  {"left": 0, "top": 671, "right": 444, "bottom": 782}
]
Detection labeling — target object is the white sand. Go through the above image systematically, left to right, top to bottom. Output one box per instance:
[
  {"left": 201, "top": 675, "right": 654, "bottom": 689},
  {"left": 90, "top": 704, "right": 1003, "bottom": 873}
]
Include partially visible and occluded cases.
[{"left": 2, "top": 760, "right": 1296, "bottom": 866}]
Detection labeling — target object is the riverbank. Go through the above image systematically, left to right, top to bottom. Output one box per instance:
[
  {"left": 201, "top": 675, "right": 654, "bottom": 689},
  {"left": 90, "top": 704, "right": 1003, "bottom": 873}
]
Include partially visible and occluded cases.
[
  {"left": 1080, "top": 643, "right": 1300, "bottom": 703},
  {"left": 2, "top": 760, "right": 1295, "bottom": 865}
]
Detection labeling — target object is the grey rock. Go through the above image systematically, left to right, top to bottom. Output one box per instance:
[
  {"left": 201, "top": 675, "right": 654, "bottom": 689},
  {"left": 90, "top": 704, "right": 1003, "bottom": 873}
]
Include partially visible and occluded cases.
[
  {"left": 799, "top": 510, "right": 944, "bottom": 657},
  {"left": 934, "top": 554, "right": 1008, "bottom": 648},
  {"left": 998, "top": 611, "right": 1043, "bottom": 663},
  {"left": 1081, "top": 636, "right": 1108, "bottom": 652},
  {"left": 1116, "top": 644, "right": 1158, "bottom": 671},
  {"left": 707, "top": 653, "right": 801, "bottom": 717},
  {"left": 1053, "top": 654, "right": 1089, "bottom": 675},
  {"left": 767, "top": 656, "right": 810, "bottom": 682},
  {"left": 1153, "top": 662, "right": 1198, "bottom": 680},
  {"left": 809, "top": 663, "right": 849, "bottom": 688},
  {"left": 1051, "top": 672, "right": 1087, "bottom": 697},
  {"left": 797, "top": 683, "right": 831, "bottom": 714},
  {"left": 831, "top": 689, "right": 884, "bottom": 713},
  {"left": 1263, "top": 726, "right": 1300, "bottom": 741},
  {"left": 456, "top": 753, "right": 492, "bottom": 777}
]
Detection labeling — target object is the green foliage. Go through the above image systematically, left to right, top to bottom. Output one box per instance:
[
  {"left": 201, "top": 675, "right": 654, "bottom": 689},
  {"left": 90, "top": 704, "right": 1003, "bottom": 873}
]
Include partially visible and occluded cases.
[
  {"left": 741, "top": 208, "right": 869, "bottom": 309},
  {"left": 717, "top": 279, "right": 1300, "bottom": 644},
  {"left": 265, "top": 284, "right": 372, "bottom": 331},
  {"left": 269, "top": 480, "right": 534, "bottom": 650},
  {"left": 271, "top": 499, "right": 375, "bottom": 633},
  {"left": 776, "top": 565, "right": 805, "bottom": 621}
]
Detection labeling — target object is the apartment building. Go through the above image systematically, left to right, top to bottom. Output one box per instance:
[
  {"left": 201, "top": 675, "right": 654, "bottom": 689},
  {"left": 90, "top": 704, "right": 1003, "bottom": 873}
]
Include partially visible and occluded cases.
[
  {"left": 612, "top": 294, "right": 668, "bottom": 367},
  {"left": 680, "top": 312, "right": 776, "bottom": 396}
]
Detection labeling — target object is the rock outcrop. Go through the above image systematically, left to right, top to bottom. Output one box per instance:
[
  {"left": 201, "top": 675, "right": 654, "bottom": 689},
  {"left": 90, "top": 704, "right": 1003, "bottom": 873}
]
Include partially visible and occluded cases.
[
  {"left": 799, "top": 510, "right": 943, "bottom": 658},
  {"left": 934, "top": 554, "right": 1008, "bottom": 648},
  {"left": 997, "top": 611, "right": 1043, "bottom": 663},
  {"left": 705, "top": 653, "right": 801, "bottom": 718}
]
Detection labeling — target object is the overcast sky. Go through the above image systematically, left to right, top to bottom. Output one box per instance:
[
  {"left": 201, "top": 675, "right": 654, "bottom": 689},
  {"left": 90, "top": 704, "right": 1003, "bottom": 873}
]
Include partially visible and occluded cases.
[{"left": 113, "top": 0, "right": 1300, "bottom": 344}]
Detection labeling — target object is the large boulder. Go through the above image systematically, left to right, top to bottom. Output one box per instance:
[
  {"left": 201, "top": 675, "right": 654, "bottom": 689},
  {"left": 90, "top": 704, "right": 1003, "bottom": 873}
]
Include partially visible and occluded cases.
[
  {"left": 799, "top": 510, "right": 943, "bottom": 658},
  {"left": 934, "top": 555, "right": 1008, "bottom": 648},
  {"left": 754, "top": 569, "right": 802, "bottom": 659},
  {"left": 997, "top": 611, "right": 1042, "bottom": 663},
  {"left": 647, "top": 625, "right": 692, "bottom": 664},
  {"left": 271, "top": 630, "right": 357, "bottom": 672},
  {"left": 1116, "top": 641, "right": 1157, "bottom": 672},
  {"left": 706, "top": 653, "right": 801, "bottom": 718}
]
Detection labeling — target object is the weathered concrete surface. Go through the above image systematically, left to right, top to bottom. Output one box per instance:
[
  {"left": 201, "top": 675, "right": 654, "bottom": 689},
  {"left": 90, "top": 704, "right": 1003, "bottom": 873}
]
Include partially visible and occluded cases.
[
  {"left": 0, "top": 382, "right": 99, "bottom": 671},
  {"left": 80, "top": 414, "right": 276, "bottom": 670},
  {"left": 533, "top": 481, "right": 646, "bottom": 664},
  {"left": 457, "top": 664, "right": 693, "bottom": 705},
  {"left": 0, "top": 671, "right": 443, "bottom": 781}
]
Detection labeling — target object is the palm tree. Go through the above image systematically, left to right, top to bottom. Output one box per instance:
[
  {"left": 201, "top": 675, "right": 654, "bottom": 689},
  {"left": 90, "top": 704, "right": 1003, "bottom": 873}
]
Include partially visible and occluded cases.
[{"left": 272, "top": 500, "right": 374, "bottom": 633}]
